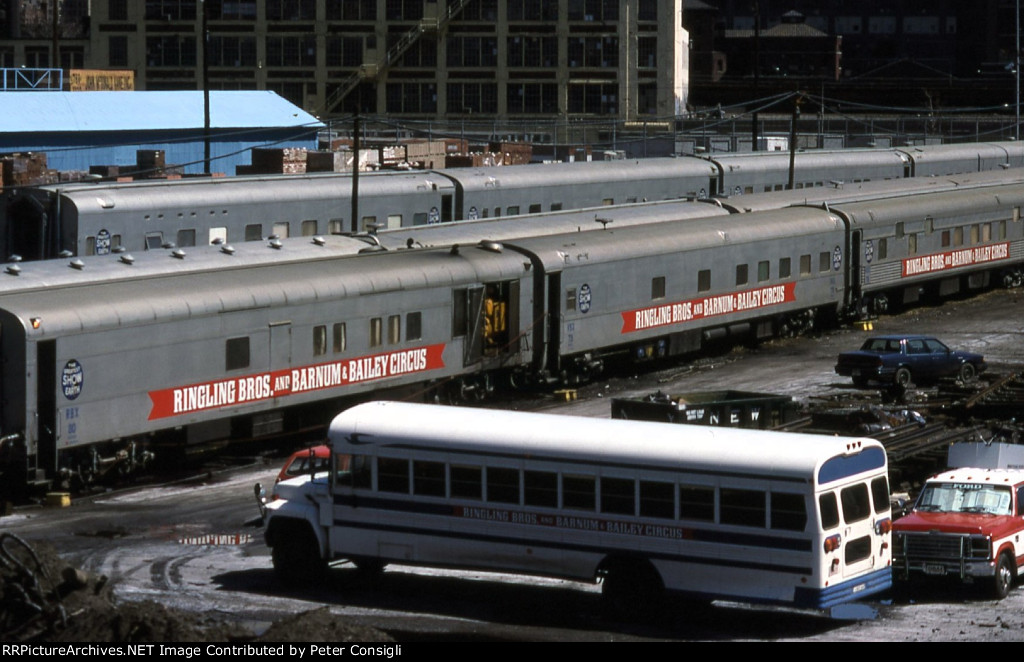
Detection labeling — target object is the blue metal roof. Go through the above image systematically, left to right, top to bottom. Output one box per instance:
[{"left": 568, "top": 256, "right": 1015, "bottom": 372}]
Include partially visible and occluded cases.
[{"left": 0, "top": 90, "right": 323, "bottom": 132}]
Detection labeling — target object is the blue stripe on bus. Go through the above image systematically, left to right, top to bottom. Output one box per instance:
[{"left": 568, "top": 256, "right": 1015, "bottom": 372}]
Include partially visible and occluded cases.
[
  {"left": 818, "top": 447, "right": 886, "bottom": 485},
  {"left": 794, "top": 567, "right": 892, "bottom": 609}
]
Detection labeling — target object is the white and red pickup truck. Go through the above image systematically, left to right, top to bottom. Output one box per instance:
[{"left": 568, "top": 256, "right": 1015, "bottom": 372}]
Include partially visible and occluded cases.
[{"left": 893, "top": 451, "right": 1024, "bottom": 599}]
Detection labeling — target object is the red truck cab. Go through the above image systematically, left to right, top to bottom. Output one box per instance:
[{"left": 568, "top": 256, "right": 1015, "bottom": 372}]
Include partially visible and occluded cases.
[{"left": 893, "top": 466, "right": 1024, "bottom": 598}]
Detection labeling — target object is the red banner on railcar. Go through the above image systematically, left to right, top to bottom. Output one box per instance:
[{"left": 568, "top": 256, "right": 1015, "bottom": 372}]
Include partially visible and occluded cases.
[
  {"left": 902, "top": 242, "right": 1010, "bottom": 277},
  {"left": 620, "top": 282, "right": 797, "bottom": 334},
  {"left": 148, "top": 344, "right": 446, "bottom": 420}
]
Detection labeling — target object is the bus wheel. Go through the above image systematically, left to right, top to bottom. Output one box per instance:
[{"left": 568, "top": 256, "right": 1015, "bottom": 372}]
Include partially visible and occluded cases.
[
  {"left": 271, "top": 524, "right": 326, "bottom": 586},
  {"left": 991, "top": 553, "right": 1014, "bottom": 600},
  {"left": 600, "top": 558, "right": 664, "bottom": 620}
]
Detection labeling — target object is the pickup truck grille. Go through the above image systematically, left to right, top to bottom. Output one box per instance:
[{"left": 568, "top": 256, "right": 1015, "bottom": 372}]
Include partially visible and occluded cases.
[{"left": 897, "top": 532, "right": 990, "bottom": 560}]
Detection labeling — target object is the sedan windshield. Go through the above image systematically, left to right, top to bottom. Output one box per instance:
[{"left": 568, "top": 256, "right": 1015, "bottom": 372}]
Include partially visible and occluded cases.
[{"left": 915, "top": 483, "right": 1012, "bottom": 515}]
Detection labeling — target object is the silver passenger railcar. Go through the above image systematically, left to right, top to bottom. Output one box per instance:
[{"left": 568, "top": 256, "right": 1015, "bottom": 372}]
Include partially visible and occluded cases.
[{"left": 6, "top": 140, "right": 1024, "bottom": 262}]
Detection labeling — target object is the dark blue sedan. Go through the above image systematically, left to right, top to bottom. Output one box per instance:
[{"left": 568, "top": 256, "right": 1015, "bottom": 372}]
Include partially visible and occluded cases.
[{"left": 835, "top": 334, "right": 987, "bottom": 387}]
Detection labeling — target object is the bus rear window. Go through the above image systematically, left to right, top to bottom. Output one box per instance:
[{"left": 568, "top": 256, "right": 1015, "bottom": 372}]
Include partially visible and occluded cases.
[{"left": 840, "top": 483, "right": 871, "bottom": 524}]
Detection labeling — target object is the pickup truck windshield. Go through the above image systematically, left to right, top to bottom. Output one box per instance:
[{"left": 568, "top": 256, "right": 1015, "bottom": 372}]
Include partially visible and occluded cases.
[{"left": 915, "top": 483, "right": 1012, "bottom": 515}]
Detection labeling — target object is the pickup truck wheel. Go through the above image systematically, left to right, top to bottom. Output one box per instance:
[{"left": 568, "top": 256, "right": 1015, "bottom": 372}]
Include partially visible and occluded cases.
[
  {"left": 958, "top": 362, "right": 977, "bottom": 384},
  {"left": 894, "top": 367, "right": 912, "bottom": 388},
  {"left": 991, "top": 553, "right": 1014, "bottom": 600}
]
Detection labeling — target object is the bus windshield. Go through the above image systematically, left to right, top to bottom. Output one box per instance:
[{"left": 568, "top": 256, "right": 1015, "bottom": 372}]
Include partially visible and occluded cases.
[{"left": 915, "top": 483, "right": 1012, "bottom": 515}]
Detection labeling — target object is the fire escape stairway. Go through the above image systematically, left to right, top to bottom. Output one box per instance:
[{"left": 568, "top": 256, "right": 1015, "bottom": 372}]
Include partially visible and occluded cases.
[{"left": 323, "top": 0, "right": 474, "bottom": 115}]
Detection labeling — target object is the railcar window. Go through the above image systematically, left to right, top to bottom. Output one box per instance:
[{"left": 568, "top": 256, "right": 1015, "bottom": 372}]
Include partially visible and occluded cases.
[
  {"left": 602, "top": 198, "right": 614, "bottom": 206},
  {"left": 550, "top": 203, "right": 563, "bottom": 211},
  {"left": 529, "top": 204, "right": 542, "bottom": 214},
  {"left": 507, "top": 206, "right": 520, "bottom": 215},
  {"left": 494, "top": 207, "right": 501, "bottom": 217},
  {"left": 387, "top": 214, "right": 402, "bottom": 229},
  {"left": 361, "top": 216, "right": 376, "bottom": 231},
  {"left": 329, "top": 219, "right": 344, "bottom": 234},
  {"left": 301, "top": 220, "right": 317, "bottom": 236},
  {"left": 998, "top": 221, "right": 1007, "bottom": 240},
  {"left": 273, "top": 222, "right": 289, "bottom": 238},
  {"left": 895, "top": 222, "right": 905, "bottom": 239},
  {"left": 983, "top": 223, "right": 992, "bottom": 242},
  {"left": 245, "top": 224, "right": 262, "bottom": 241},
  {"left": 970, "top": 225, "right": 980, "bottom": 244},
  {"left": 954, "top": 227, "right": 963, "bottom": 247},
  {"left": 177, "top": 229, "right": 196, "bottom": 247},
  {"left": 940, "top": 230, "right": 951, "bottom": 248},
  {"left": 145, "top": 232, "right": 163, "bottom": 249},
  {"left": 908, "top": 233, "right": 918, "bottom": 255},
  {"left": 86, "top": 236, "right": 95, "bottom": 255},
  {"left": 878, "top": 238, "right": 887, "bottom": 259},
  {"left": 818, "top": 252, "right": 830, "bottom": 273},
  {"left": 800, "top": 254, "right": 811, "bottom": 276},
  {"left": 779, "top": 257, "right": 791, "bottom": 279},
  {"left": 757, "top": 260, "right": 770, "bottom": 282},
  {"left": 735, "top": 264, "right": 748, "bottom": 286},
  {"left": 697, "top": 269, "right": 711, "bottom": 292},
  {"left": 651, "top": 276, "right": 666, "bottom": 300},
  {"left": 565, "top": 288, "right": 577, "bottom": 311},
  {"left": 452, "top": 289, "right": 468, "bottom": 336},
  {"left": 406, "top": 312, "right": 422, "bottom": 341},
  {"left": 388, "top": 315, "right": 401, "bottom": 344},
  {"left": 370, "top": 317, "right": 383, "bottom": 347},
  {"left": 333, "top": 323, "right": 346, "bottom": 353},
  {"left": 313, "top": 325, "right": 327, "bottom": 356},
  {"left": 225, "top": 337, "right": 250, "bottom": 371},
  {"left": 378, "top": 458, "right": 410, "bottom": 493},
  {"left": 413, "top": 461, "right": 446, "bottom": 497},
  {"left": 450, "top": 465, "right": 483, "bottom": 500},
  {"left": 487, "top": 467, "right": 520, "bottom": 504},
  {"left": 524, "top": 471, "right": 558, "bottom": 507},
  {"left": 563, "top": 474, "right": 596, "bottom": 511},
  {"left": 871, "top": 476, "right": 891, "bottom": 514},
  {"left": 601, "top": 477, "right": 635, "bottom": 515},
  {"left": 639, "top": 480, "right": 674, "bottom": 519},
  {"left": 840, "top": 483, "right": 871, "bottom": 524},
  {"left": 679, "top": 485, "right": 715, "bottom": 521},
  {"left": 720, "top": 488, "right": 766, "bottom": 527},
  {"left": 770, "top": 492, "right": 807, "bottom": 531},
  {"left": 819, "top": 492, "right": 840, "bottom": 529}
]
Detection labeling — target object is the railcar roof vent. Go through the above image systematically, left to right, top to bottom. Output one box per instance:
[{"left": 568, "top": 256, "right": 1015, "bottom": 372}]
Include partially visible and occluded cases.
[
  {"left": 312, "top": 235, "right": 327, "bottom": 246},
  {"left": 269, "top": 239, "right": 283, "bottom": 249},
  {"left": 477, "top": 240, "right": 503, "bottom": 253},
  {"left": 221, "top": 245, "right": 236, "bottom": 255},
  {"left": 59, "top": 249, "right": 73, "bottom": 258},
  {"left": 171, "top": 249, "right": 186, "bottom": 259},
  {"left": 7, "top": 254, "right": 22, "bottom": 263},
  {"left": 120, "top": 254, "right": 135, "bottom": 265},
  {"left": 69, "top": 259, "right": 85, "bottom": 270},
  {"left": 5, "top": 264, "right": 20, "bottom": 276}
]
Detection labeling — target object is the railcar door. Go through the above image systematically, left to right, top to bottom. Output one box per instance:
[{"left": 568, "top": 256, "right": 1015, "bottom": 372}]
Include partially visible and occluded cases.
[
  {"left": 453, "top": 281, "right": 520, "bottom": 366},
  {"left": 269, "top": 321, "right": 292, "bottom": 370},
  {"left": 36, "top": 340, "right": 57, "bottom": 476}
]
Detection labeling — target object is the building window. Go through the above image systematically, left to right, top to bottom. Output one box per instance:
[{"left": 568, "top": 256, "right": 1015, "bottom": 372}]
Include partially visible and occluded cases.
[
  {"left": 109, "top": 0, "right": 129, "bottom": 20},
  {"left": 145, "top": 0, "right": 197, "bottom": 21},
  {"left": 208, "top": 0, "right": 256, "bottom": 20},
  {"left": 266, "top": 0, "right": 315, "bottom": 21},
  {"left": 326, "top": 0, "right": 377, "bottom": 20},
  {"left": 507, "top": 0, "right": 558, "bottom": 20},
  {"left": 568, "top": 0, "right": 618, "bottom": 21},
  {"left": 266, "top": 35, "right": 316, "bottom": 67},
  {"left": 146, "top": 36, "right": 197, "bottom": 67},
  {"left": 208, "top": 36, "right": 257, "bottom": 67},
  {"left": 447, "top": 36, "right": 498, "bottom": 68},
  {"left": 507, "top": 36, "right": 557, "bottom": 68},
  {"left": 109, "top": 37, "right": 128, "bottom": 68},
  {"left": 568, "top": 37, "right": 618, "bottom": 68},
  {"left": 386, "top": 82, "right": 438, "bottom": 114},
  {"left": 447, "top": 82, "right": 498, "bottom": 115},
  {"left": 507, "top": 83, "right": 558, "bottom": 114},
  {"left": 567, "top": 83, "right": 617, "bottom": 115}
]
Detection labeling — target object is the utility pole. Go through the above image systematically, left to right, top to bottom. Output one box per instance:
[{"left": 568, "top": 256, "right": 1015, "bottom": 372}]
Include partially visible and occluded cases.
[
  {"left": 751, "top": 0, "right": 760, "bottom": 151},
  {"left": 788, "top": 93, "right": 803, "bottom": 190}
]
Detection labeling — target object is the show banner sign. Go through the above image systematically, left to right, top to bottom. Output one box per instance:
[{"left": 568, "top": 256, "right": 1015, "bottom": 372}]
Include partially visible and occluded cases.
[
  {"left": 621, "top": 282, "right": 797, "bottom": 334},
  {"left": 148, "top": 344, "right": 445, "bottom": 420}
]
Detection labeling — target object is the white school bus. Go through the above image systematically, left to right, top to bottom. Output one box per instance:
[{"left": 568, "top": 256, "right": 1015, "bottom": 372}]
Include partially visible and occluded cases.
[{"left": 262, "top": 401, "right": 892, "bottom": 612}]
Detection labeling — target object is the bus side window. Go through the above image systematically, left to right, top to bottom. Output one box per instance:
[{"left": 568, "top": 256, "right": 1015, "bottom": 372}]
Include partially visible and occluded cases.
[
  {"left": 334, "top": 453, "right": 352, "bottom": 486},
  {"left": 351, "top": 455, "right": 371, "bottom": 489},
  {"left": 770, "top": 492, "right": 807, "bottom": 531},
  {"left": 819, "top": 492, "right": 840, "bottom": 529}
]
